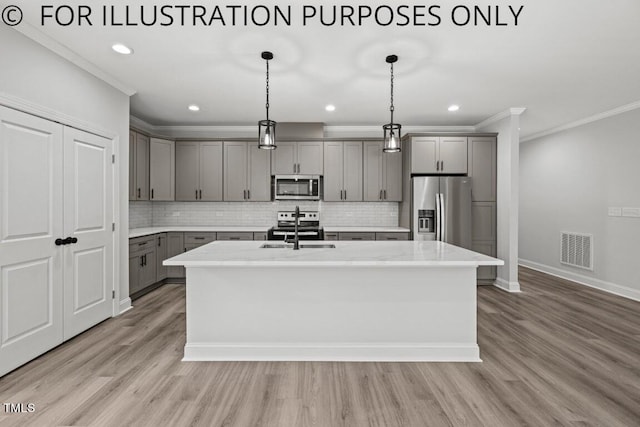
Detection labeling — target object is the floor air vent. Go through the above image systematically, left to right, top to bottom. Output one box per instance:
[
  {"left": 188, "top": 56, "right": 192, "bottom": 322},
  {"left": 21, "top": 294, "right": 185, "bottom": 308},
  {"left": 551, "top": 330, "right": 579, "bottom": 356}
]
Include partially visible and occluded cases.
[{"left": 560, "top": 232, "right": 593, "bottom": 270}]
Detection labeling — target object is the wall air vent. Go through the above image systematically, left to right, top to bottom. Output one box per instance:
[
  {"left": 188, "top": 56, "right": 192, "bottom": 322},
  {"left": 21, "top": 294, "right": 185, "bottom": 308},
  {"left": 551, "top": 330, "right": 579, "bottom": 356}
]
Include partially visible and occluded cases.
[{"left": 560, "top": 232, "right": 593, "bottom": 271}]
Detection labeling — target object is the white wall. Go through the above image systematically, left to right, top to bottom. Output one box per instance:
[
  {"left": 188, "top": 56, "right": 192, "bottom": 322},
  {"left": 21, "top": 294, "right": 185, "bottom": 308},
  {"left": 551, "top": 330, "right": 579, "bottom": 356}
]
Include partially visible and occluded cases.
[
  {"left": 0, "top": 27, "right": 132, "bottom": 312},
  {"left": 519, "top": 108, "right": 640, "bottom": 301}
]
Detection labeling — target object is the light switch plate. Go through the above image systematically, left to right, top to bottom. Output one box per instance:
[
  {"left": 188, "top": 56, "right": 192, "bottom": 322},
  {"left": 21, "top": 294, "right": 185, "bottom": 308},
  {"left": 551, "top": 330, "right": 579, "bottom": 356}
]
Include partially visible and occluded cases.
[
  {"left": 608, "top": 207, "right": 622, "bottom": 217},
  {"left": 622, "top": 207, "right": 640, "bottom": 217}
]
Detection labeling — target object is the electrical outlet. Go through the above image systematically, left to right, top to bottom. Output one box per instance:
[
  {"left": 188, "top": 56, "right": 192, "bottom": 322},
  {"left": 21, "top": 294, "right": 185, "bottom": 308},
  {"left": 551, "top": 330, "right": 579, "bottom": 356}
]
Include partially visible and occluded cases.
[
  {"left": 608, "top": 207, "right": 622, "bottom": 217},
  {"left": 622, "top": 207, "right": 640, "bottom": 218}
]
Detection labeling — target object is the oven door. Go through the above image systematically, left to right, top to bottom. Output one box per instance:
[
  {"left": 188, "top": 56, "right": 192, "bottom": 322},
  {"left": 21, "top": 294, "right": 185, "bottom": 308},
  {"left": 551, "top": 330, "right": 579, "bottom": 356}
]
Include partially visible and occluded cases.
[
  {"left": 274, "top": 175, "right": 321, "bottom": 200},
  {"left": 268, "top": 228, "right": 324, "bottom": 241}
]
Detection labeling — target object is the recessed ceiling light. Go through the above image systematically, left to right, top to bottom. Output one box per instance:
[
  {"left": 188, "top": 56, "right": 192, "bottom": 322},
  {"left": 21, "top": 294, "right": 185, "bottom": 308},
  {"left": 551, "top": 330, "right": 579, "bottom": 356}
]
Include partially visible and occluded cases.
[
  {"left": 112, "top": 43, "right": 133, "bottom": 55},
  {"left": 188, "top": 104, "right": 200, "bottom": 112},
  {"left": 325, "top": 104, "right": 336, "bottom": 112},
  {"left": 448, "top": 105, "right": 460, "bottom": 112}
]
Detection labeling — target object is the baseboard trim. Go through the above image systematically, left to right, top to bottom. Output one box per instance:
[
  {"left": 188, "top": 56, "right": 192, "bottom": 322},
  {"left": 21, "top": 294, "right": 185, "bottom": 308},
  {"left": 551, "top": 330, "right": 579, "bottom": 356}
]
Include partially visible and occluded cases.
[
  {"left": 518, "top": 259, "right": 640, "bottom": 302},
  {"left": 493, "top": 277, "right": 521, "bottom": 293},
  {"left": 118, "top": 298, "right": 132, "bottom": 315},
  {"left": 183, "top": 343, "right": 481, "bottom": 363}
]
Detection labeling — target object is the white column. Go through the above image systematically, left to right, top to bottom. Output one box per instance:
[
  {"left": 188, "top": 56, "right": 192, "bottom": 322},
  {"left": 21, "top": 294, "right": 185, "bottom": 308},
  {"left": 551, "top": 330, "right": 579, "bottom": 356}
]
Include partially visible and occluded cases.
[{"left": 477, "top": 108, "right": 526, "bottom": 292}]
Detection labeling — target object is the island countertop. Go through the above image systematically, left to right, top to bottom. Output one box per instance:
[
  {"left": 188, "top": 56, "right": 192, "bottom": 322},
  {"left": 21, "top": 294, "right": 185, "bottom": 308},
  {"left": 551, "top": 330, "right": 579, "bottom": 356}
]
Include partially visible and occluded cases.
[{"left": 164, "top": 240, "right": 503, "bottom": 268}]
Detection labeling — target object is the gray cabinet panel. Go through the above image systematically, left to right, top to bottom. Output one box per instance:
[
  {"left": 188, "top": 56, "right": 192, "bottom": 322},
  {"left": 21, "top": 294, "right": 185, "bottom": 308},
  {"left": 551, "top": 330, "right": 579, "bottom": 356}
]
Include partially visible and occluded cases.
[
  {"left": 129, "top": 131, "right": 136, "bottom": 200},
  {"left": 134, "top": 133, "right": 150, "bottom": 200},
  {"left": 468, "top": 136, "right": 496, "bottom": 202},
  {"left": 411, "top": 137, "right": 438, "bottom": 173},
  {"left": 439, "top": 137, "right": 467, "bottom": 174},
  {"left": 149, "top": 138, "right": 174, "bottom": 201},
  {"left": 175, "top": 141, "right": 199, "bottom": 201},
  {"left": 199, "top": 141, "right": 223, "bottom": 201},
  {"left": 223, "top": 141, "right": 248, "bottom": 201},
  {"left": 271, "top": 141, "right": 296, "bottom": 175},
  {"left": 297, "top": 141, "right": 324, "bottom": 175},
  {"left": 323, "top": 141, "right": 344, "bottom": 201},
  {"left": 363, "top": 141, "right": 383, "bottom": 201},
  {"left": 343, "top": 142, "right": 363, "bottom": 201},
  {"left": 248, "top": 144, "right": 271, "bottom": 201},
  {"left": 383, "top": 150, "right": 402, "bottom": 201},
  {"left": 472, "top": 202, "right": 496, "bottom": 241},
  {"left": 166, "top": 232, "right": 185, "bottom": 278},
  {"left": 184, "top": 232, "right": 216, "bottom": 245},
  {"left": 217, "top": 232, "right": 253, "bottom": 241},
  {"left": 253, "top": 232, "right": 268, "bottom": 241},
  {"left": 324, "top": 232, "right": 339, "bottom": 241},
  {"left": 339, "top": 232, "right": 375, "bottom": 241},
  {"left": 375, "top": 232, "right": 410, "bottom": 241},
  {"left": 156, "top": 233, "right": 168, "bottom": 281}
]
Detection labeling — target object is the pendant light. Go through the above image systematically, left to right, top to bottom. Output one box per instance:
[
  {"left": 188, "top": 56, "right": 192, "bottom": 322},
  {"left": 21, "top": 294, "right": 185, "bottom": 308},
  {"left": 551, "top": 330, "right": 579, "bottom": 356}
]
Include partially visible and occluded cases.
[
  {"left": 258, "top": 51, "right": 277, "bottom": 150},
  {"left": 382, "top": 54, "right": 401, "bottom": 153}
]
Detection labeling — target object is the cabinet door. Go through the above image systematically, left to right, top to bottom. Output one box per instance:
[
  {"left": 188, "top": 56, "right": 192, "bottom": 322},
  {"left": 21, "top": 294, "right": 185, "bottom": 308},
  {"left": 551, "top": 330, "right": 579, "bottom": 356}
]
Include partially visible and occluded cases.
[
  {"left": 129, "top": 131, "right": 136, "bottom": 200},
  {"left": 134, "top": 133, "right": 150, "bottom": 200},
  {"left": 468, "top": 136, "right": 496, "bottom": 202},
  {"left": 411, "top": 137, "right": 438, "bottom": 173},
  {"left": 439, "top": 137, "right": 468, "bottom": 174},
  {"left": 149, "top": 138, "right": 174, "bottom": 201},
  {"left": 175, "top": 141, "right": 199, "bottom": 201},
  {"left": 199, "top": 141, "right": 223, "bottom": 201},
  {"left": 223, "top": 141, "right": 248, "bottom": 201},
  {"left": 271, "top": 141, "right": 296, "bottom": 175},
  {"left": 297, "top": 141, "right": 324, "bottom": 175},
  {"left": 323, "top": 141, "right": 344, "bottom": 201},
  {"left": 343, "top": 141, "right": 363, "bottom": 201},
  {"left": 363, "top": 141, "right": 383, "bottom": 201},
  {"left": 248, "top": 144, "right": 271, "bottom": 201},
  {"left": 383, "top": 150, "right": 402, "bottom": 201},
  {"left": 472, "top": 202, "right": 496, "bottom": 241},
  {"left": 166, "top": 232, "right": 185, "bottom": 278},
  {"left": 217, "top": 232, "right": 253, "bottom": 241},
  {"left": 253, "top": 232, "right": 268, "bottom": 241},
  {"left": 338, "top": 232, "right": 376, "bottom": 241},
  {"left": 375, "top": 232, "right": 410, "bottom": 241},
  {"left": 156, "top": 234, "right": 168, "bottom": 281},
  {"left": 472, "top": 241, "right": 496, "bottom": 281},
  {"left": 139, "top": 249, "right": 157, "bottom": 289},
  {"left": 129, "top": 254, "right": 142, "bottom": 294}
]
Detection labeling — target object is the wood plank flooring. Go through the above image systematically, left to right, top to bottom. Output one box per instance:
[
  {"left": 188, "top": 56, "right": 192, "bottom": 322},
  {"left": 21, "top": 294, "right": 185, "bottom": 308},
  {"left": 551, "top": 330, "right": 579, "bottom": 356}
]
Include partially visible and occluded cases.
[{"left": 1, "top": 266, "right": 639, "bottom": 426}]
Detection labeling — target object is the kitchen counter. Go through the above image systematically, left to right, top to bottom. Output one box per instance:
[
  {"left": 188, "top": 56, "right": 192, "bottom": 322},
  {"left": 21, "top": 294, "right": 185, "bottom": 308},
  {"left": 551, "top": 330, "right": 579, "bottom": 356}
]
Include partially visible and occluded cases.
[
  {"left": 129, "top": 226, "right": 269, "bottom": 238},
  {"left": 164, "top": 240, "right": 501, "bottom": 267},
  {"left": 165, "top": 241, "right": 502, "bottom": 362}
]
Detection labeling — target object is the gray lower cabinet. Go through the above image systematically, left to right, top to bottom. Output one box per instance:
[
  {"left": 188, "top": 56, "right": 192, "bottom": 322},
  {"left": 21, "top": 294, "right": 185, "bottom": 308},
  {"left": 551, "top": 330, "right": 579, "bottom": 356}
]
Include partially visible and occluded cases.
[
  {"left": 363, "top": 141, "right": 402, "bottom": 202},
  {"left": 472, "top": 201, "right": 497, "bottom": 283},
  {"left": 166, "top": 232, "right": 185, "bottom": 279},
  {"left": 253, "top": 232, "right": 268, "bottom": 241},
  {"left": 324, "top": 232, "right": 338, "bottom": 240},
  {"left": 338, "top": 232, "right": 376, "bottom": 241},
  {"left": 375, "top": 232, "right": 410, "bottom": 241},
  {"left": 156, "top": 233, "right": 168, "bottom": 281},
  {"left": 129, "top": 235, "right": 157, "bottom": 296}
]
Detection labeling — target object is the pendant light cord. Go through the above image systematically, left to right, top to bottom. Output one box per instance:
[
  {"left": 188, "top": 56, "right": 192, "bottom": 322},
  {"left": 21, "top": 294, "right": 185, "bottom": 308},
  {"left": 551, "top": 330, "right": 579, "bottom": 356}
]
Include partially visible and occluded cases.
[
  {"left": 265, "top": 60, "right": 270, "bottom": 121},
  {"left": 389, "top": 62, "right": 395, "bottom": 124}
]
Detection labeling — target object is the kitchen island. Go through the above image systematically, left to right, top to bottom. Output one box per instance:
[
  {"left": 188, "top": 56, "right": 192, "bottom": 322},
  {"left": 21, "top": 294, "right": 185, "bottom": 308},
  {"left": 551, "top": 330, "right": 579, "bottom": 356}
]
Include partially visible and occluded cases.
[{"left": 164, "top": 241, "right": 503, "bottom": 362}]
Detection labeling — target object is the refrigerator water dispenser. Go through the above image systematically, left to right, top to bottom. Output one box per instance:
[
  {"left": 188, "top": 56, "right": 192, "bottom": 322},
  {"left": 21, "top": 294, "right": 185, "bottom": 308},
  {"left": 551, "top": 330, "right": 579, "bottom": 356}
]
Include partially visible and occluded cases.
[{"left": 418, "top": 209, "right": 435, "bottom": 233}]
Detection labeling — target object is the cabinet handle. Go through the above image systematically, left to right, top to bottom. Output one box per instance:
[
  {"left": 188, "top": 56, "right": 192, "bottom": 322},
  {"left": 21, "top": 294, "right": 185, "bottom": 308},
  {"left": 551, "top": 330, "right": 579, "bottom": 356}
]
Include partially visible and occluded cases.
[
  {"left": 440, "top": 160, "right": 444, "bottom": 171},
  {"left": 137, "top": 188, "right": 141, "bottom": 198},
  {"left": 151, "top": 189, "right": 154, "bottom": 199},
  {"left": 195, "top": 189, "right": 198, "bottom": 200},
  {"left": 199, "top": 189, "right": 202, "bottom": 200},
  {"left": 247, "top": 189, "right": 250, "bottom": 200},
  {"left": 379, "top": 189, "right": 383, "bottom": 200},
  {"left": 383, "top": 189, "right": 387, "bottom": 200},
  {"left": 344, "top": 190, "right": 347, "bottom": 200},
  {"left": 193, "top": 237, "right": 205, "bottom": 240},
  {"left": 230, "top": 237, "right": 240, "bottom": 240}
]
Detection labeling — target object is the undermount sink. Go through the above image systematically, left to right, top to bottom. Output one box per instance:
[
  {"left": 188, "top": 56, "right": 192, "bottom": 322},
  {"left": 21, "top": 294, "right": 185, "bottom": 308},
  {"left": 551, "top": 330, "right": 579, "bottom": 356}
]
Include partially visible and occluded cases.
[
  {"left": 260, "top": 243, "right": 336, "bottom": 249},
  {"left": 300, "top": 244, "right": 336, "bottom": 249}
]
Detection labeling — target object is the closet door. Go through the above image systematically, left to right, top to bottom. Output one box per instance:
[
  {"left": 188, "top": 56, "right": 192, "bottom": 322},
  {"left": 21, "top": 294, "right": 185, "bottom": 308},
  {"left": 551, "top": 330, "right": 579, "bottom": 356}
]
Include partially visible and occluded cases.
[
  {"left": 0, "top": 106, "right": 64, "bottom": 377},
  {"left": 63, "top": 128, "right": 113, "bottom": 340}
]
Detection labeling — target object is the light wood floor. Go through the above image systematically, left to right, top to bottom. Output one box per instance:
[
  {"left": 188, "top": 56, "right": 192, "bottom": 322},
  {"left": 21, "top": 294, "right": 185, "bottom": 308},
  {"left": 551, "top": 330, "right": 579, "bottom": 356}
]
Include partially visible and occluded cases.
[{"left": 1, "top": 267, "right": 639, "bottom": 426}]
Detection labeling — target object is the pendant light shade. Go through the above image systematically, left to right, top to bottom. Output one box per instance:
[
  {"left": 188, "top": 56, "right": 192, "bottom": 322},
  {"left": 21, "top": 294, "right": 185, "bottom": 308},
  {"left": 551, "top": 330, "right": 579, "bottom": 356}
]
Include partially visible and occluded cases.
[
  {"left": 258, "top": 51, "right": 277, "bottom": 150},
  {"left": 383, "top": 55, "right": 401, "bottom": 153}
]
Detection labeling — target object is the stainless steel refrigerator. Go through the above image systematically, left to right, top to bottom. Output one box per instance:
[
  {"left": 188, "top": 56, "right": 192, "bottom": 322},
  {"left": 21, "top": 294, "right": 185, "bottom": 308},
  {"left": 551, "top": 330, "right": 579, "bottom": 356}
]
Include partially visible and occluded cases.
[{"left": 411, "top": 176, "right": 472, "bottom": 249}]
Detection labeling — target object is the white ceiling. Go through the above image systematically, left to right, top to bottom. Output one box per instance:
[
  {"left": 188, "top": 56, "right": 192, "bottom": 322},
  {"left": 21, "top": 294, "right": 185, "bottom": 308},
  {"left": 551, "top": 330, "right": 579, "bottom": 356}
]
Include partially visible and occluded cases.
[{"left": 11, "top": 0, "right": 640, "bottom": 138}]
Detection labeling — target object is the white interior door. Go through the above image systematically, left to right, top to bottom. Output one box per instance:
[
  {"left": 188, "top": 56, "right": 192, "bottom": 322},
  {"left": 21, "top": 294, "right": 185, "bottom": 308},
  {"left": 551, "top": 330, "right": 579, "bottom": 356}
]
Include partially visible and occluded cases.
[
  {"left": 0, "top": 106, "right": 64, "bottom": 377},
  {"left": 62, "top": 127, "right": 113, "bottom": 341}
]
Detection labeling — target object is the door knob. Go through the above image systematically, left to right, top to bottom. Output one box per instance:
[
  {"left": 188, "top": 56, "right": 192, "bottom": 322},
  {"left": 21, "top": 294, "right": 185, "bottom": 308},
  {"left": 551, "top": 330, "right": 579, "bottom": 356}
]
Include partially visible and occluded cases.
[{"left": 55, "top": 238, "right": 64, "bottom": 246}]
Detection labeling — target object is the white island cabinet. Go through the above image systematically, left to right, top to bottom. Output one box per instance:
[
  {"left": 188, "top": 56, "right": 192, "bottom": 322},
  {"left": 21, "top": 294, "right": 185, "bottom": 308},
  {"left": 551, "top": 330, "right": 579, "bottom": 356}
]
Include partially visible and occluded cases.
[{"left": 164, "top": 241, "right": 503, "bottom": 362}]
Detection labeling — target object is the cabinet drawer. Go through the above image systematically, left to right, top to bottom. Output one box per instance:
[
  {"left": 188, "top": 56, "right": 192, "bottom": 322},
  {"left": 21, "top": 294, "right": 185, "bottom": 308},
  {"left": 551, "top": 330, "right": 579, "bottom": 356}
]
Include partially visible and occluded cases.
[
  {"left": 184, "top": 232, "right": 216, "bottom": 245},
  {"left": 217, "top": 232, "right": 253, "bottom": 241},
  {"left": 253, "top": 232, "right": 268, "bottom": 241},
  {"left": 324, "top": 232, "right": 339, "bottom": 241},
  {"left": 338, "top": 232, "right": 376, "bottom": 241},
  {"left": 375, "top": 232, "right": 410, "bottom": 241},
  {"left": 129, "top": 235, "right": 156, "bottom": 255}
]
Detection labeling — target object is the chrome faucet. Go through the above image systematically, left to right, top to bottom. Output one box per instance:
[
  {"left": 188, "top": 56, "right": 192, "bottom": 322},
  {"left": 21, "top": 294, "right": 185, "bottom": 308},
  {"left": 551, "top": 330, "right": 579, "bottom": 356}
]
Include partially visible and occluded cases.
[{"left": 286, "top": 206, "right": 301, "bottom": 250}]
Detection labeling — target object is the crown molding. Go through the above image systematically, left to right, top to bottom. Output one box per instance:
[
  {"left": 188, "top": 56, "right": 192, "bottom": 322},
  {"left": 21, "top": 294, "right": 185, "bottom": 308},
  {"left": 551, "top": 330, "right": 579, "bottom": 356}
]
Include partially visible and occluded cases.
[
  {"left": 14, "top": 25, "right": 136, "bottom": 96},
  {"left": 521, "top": 100, "right": 640, "bottom": 142},
  {"left": 475, "top": 108, "right": 527, "bottom": 130}
]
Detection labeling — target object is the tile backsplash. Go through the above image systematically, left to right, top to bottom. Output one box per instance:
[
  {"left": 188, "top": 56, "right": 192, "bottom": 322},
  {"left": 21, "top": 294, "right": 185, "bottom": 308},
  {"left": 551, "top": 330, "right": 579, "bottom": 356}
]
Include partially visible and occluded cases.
[{"left": 130, "top": 201, "right": 398, "bottom": 228}]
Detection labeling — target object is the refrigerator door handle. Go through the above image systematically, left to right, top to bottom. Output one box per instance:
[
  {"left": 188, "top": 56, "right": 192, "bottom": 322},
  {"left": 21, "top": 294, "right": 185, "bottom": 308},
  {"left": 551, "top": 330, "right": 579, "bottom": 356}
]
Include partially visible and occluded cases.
[
  {"left": 440, "top": 192, "right": 446, "bottom": 242},
  {"left": 435, "top": 193, "right": 441, "bottom": 241}
]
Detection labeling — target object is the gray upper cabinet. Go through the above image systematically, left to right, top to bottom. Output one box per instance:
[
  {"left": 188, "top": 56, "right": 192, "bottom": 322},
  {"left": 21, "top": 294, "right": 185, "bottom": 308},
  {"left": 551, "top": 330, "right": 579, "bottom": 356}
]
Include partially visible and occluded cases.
[
  {"left": 130, "top": 131, "right": 150, "bottom": 200},
  {"left": 411, "top": 136, "right": 467, "bottom": 174},
  {"left": 468, "top": 136, "right": 496, "bottom": 202},
  {"left": 149, "top": 138, "right": 175, "bottom": 201},
  {"left": 363, "top": 140, "right": 402, "bottom": 201},
  {"left": 175, "top": 141, "right": 223, "bottom": 201},
  {"left": 223, "top": 141, "right": 271, "bottom": 201},
  {"left": 272, "top": 141, "right": 323, "bottom": 175},
  {"left": 323, "top": 141, "right": 362, "bottom": 202}
]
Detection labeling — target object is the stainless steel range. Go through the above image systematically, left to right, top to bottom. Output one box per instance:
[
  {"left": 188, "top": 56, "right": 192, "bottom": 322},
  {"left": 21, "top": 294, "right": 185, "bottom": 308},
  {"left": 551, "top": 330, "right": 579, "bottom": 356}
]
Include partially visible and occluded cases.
[{"left": 267, "top": 210, "right": 324, "bottom": 241}]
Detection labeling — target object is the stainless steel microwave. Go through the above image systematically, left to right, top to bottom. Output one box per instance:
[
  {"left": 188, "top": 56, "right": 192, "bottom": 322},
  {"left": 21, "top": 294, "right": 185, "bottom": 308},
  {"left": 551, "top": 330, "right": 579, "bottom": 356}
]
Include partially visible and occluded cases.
[{"left": 273, "top": 175, "right": 322, "bottom": 200}]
